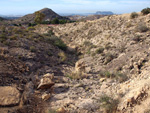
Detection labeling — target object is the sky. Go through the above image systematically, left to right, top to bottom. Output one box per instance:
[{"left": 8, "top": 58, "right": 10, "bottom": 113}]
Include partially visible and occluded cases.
[{"left": 0, "top": 0, "right": 150, "bottom": 15}]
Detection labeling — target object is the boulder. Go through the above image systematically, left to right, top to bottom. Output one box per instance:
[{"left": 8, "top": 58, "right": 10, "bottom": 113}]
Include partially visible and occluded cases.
[
  {"left": 37, "top": 73, "right": 55, "bottom": 90},
  {"left": 0, "top": 86, "right": 20, "bottom": 106}
]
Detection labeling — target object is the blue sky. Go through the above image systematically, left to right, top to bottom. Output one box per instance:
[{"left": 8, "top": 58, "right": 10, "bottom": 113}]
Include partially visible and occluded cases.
[{"left": 0, "top": 0, "right": 150, "bottom": 15}]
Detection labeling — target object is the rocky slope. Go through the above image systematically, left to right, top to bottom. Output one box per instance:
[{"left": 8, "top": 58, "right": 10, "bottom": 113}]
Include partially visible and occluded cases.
[
  {"left": 36, "top": 13, "right": 150, "bottom": 112},
  {"left": 0, "top": 25, "right": 77, "bottom": 113}
]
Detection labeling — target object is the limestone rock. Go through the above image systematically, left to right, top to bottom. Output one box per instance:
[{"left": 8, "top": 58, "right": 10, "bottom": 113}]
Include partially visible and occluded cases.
[
  {"left": 75, "top": 59, "right": 85, "bottom": 72},
  {"left": 37, "top": 73, "right": 55, "bottom": 90},
  {"left": 100, "top": 78, "right": 106, "bottom": 82},
  {"left": 0, "top": 86, "right": 20, "bottom": 106},
  {"left": 42, "top": 93, "right": 51, "bottom": 101},
  {"left": 56, "top": 107, "right": 66, "bottom": 113}
]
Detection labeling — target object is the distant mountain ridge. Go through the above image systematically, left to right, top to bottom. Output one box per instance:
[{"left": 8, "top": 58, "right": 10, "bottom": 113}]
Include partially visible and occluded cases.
[{"left": 96, "top": 11, "right": 114, "bottom": 15}]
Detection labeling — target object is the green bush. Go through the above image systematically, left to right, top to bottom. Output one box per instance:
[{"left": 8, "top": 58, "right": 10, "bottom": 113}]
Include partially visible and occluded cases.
[
  {"left": 141, "top": 7, "right": 150, "bottom": 15},
  {"left": 130, "top": 12, "right": 138, "bottom": 19},
  {"left": 51, "top": 18, "right": 59, "bottom": 24},
  {"left": 28, "top": 23, "right": 37, "bottom": 27},
  {"left": 136, "top": 23, "right": 149, "bottom": 32},
  {"left": 27, "top": 26, "right": 35, "bottom": 31},
  {"left": 44, "top": 30, "right": 54, "bottom": 36},
  {"left": 0, "top": 33, "right": 7, "bottom": 42},
  {"left": 9, "top": 35, "right": 18, "bottom": 40},
  {"left": 132, "top": 35, "right": 142, "bottom": 42},
  {"left": 47, "top": 36, "right": 67, "bottom": 51},
  {"left": 83, "top": 41, "right": 92, "bottom": 46},
  {"left": 30, "top": 46, "right": 36, "bottom": 52},
  {"left": 95, "top": 47, "right": 104, "bottom": 54},
  {"left": 58, "top": 52, "right": 67, "bottom": 62},
  {"left": 104, "top": 53, "right": 116, "bottom": 64},
  {"left": 99, "top": 71, "right": 128, "bottom": 82},
  {"left": 65, "top": 72, "right": 87, "bottom": 80},
  {"left": 99, "top": 95, "right": 119, "bottom": 113}
]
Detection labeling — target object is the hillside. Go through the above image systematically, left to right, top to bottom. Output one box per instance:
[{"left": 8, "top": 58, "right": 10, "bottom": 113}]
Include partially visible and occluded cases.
[
  {"left": 13, "top": 8, "right": 68, "bottom": 24},
  {"left": 1, "top": 11, "right": 150, "bottom": 113},
  {"left": 35, "top": 13, "right": 150, "bottom": 112},
  {"left": 67, "top": 15, "right": 106, "bottom": 21},
  {"left": 0, "top": 17, "right": 6, "bottom": 21},
  {"left": 0, "top": 25, "right": 77, "bottom": 113}
]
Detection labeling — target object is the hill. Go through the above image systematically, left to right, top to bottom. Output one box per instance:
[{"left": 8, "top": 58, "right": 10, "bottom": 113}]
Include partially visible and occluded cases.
[{"left": 13, "top": 8, "right": 69, "bottom": 24}]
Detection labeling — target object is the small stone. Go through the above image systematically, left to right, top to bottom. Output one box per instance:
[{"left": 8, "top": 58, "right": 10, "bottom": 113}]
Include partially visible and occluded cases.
[
  {"left": 100, "top": 78, "right": 106, "bottom": 82},
  {"left": 42, "top": 93, "right": 51, "bottom": 101},
  {"left": 56, "top": 107, "right": 66, "bottom": 113}
]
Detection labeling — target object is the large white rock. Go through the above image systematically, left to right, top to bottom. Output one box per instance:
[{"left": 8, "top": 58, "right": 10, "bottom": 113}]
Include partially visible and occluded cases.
[{"left": 37, "top": 73, "right": 55, "bottom": 90}]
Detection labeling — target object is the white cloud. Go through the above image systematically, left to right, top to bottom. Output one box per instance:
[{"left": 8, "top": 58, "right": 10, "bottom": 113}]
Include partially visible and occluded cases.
[{"left": 119, "top": 0, "right": 150, "bottom": 4}]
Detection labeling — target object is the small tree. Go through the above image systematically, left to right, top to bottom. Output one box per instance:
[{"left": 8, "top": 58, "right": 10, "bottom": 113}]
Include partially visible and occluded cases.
[
  {"left": 141, "top": 7, "right": 150, "bottom": 15},
  {"left": 34, "top": 11, "right": 45, "bottom": 24},
  {"left": 130, "top": 12, "right": 138, "bottom": 19},
  {"left": 51, "top": 18, "right": 59, "bottom": 24}
]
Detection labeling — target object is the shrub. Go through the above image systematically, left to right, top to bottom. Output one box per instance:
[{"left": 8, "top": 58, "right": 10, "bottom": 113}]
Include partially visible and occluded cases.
[
  {"left": 141, "top": 7, "right": 150, "bottom": 15},
  {"left": 34, "top": 11, "right": 45, "bottom": 24},
  {"left": 130, "top": 12, "right": 138, "bottom": 19},
  {"left": 51, "top": 18, "right": 59, "bottom": 24},
  {"left": 28, "top": 23, "right": 37, "bottom": 27},
  {"left": 136, "top": 23, "right": 149, "bottom": 32},
  {"left": 27, "top": 26, "right": 35, "bottom": 31},
  {"left": 44, "top": 30, "right": 55, "bottom": 36},
  {"left": 0, "top": 33, "right": 7, "bottom": 42},
  {"left": 9, "top": 35, "right": 18, "bottom": 40},
  {"left": 132, "top": 35, "right": 142, "bottom": 42},
  {"left": 47, "top": 36, "right": 67, "bottom": 51},
  {"left": 54, "top": 39, "right": 67, "bottom": 51},
  {"left": 83, "top": 41, "right": 92, "bottom": 47},
  {"left": 105, "top": 42, "right": 112, "bottom": 50},
  {"left": 30, "top": 46, "right": 36, "bottom": 52},
  {"left": 95, "top": 47, "right": 104, "bottom": 54},
  {"left": 47, "top": 51, "right": 52, "bottom": 56},
  {"left": 58, "top": 52, "right": 67, "bottom": 62},
  {"left": 104, "top": 53, "right": 116, "bottom": 64},
  {"left": 99, "top": 71, "right": 128, "bottom": 82},
  {"left": 65, "top": 72, "right": 87, "bottom": 80},
  {"left": 99, "top": 95, "right": 119, "bottom": 113},
  {"left": 48, "top": 109, "right": 57, "bottom": 113}
]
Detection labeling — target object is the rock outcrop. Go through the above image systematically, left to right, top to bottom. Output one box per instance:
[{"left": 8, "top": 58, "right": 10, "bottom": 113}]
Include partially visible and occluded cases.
[{"left": 37, "top": 73, "right": 55, "bottom": 90}]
